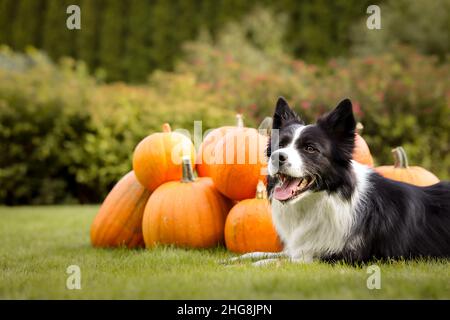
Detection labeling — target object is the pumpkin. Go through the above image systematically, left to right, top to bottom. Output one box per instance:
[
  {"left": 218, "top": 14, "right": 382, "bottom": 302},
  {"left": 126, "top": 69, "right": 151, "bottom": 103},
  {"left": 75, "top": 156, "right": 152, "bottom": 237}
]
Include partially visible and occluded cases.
[
  {"left": 196, "top": 114, "right": 244, "bottom": 177},
  {"left": 133, "top": 123, "right": 195, "bottom": 192},
  {"left": 353, "top": 123, "right": 374, "bottom": 167},
  {"left": 209, "top": 124, "right": 268, "bottom": 201},
  {"left": 376, "top": 146, "right": 439, "bottom": 186},
  {"left": 142, "top": 157, "right": 232, "bottom": 248},
  {"left": 90, "top": 171, "right": 151, "bottom": 248},
  {"left": 225, "top": 181, "right": 283, "bottom": 253}
]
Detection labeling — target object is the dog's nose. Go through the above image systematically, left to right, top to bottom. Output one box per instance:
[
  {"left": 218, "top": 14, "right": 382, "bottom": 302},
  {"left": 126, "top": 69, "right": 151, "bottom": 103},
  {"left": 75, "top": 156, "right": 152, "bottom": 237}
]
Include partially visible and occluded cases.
[{"left": 271, "top": 152, "right": 288, "bottom": 166}]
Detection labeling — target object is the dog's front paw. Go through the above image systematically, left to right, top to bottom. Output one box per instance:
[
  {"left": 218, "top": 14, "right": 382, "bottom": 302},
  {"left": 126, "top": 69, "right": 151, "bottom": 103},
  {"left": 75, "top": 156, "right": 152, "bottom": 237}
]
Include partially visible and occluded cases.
[
  {"left": 219, "top": 252, "right": 288, "bottom": 265},
  {"left": 252, "top": 258, "right": 283, "bottom": 267}
]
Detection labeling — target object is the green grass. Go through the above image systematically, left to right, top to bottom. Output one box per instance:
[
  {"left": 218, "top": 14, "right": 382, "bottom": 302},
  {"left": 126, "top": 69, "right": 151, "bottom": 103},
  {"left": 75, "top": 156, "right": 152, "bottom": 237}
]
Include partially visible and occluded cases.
[{"left": 0, "top": 206, "right": 449, "bottom": 299}]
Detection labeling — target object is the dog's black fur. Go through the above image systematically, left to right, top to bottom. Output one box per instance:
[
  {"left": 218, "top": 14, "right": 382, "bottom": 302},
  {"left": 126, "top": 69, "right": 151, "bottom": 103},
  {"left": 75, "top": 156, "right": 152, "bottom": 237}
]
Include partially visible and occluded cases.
[{"left": 267, "top": 97, "right": 450, "bottom": 262}]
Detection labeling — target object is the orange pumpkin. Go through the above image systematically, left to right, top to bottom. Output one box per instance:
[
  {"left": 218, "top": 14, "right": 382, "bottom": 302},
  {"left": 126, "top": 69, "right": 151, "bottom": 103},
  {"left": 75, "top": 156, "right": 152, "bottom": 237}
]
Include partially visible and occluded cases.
[
  {"left": 196, "top": 114, "right": 244, "bottom": 177},
  {"left": 133, "top": 123, "right": 195, "bottom": 192},
  {"left": 353, "top": 123, "right": 374, "bottom": 167},
  {"left": 209, "top": 126, "right": 268, "bottom": 201},
  {"left": 353, "top": 133, "right": 374, "bottom": 167},
  {"left": 376, "top": 146, "right": 439, "bottom": 186},
  {"left": 142, "top": 157, "right": 232, "bottom": 249},
  {"left": 90, "top": 171, "right": 151, "bottom": 248},
  {"left": 225, "top": 181, "right": 282, "bottom": 253}
]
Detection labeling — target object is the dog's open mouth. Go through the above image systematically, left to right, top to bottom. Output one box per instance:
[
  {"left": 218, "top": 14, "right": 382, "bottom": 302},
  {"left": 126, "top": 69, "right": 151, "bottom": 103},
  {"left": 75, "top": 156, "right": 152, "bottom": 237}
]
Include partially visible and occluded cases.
[{"left": 273, "top": 173, "right": 316, "bottom": 202}]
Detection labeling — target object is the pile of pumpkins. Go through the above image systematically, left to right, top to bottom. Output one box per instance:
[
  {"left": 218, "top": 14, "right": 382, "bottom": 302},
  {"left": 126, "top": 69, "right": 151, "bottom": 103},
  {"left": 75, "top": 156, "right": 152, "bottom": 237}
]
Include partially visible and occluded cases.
[{"left": 90, "top": 115, "right": 440, "bottom": 252}]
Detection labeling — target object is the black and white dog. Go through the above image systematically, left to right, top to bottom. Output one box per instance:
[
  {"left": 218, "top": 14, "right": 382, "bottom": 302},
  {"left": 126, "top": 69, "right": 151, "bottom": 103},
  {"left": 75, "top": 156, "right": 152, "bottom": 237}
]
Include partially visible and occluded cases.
[{"left": 231, "top": 98, "right": 450, "bottom": 265}]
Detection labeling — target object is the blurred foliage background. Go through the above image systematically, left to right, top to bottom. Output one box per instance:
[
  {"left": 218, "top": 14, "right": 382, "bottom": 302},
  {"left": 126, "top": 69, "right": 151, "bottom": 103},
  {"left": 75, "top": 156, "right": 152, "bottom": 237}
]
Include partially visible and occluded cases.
[
  {"left": 0, "top": 0, "right": 449, "bottom": 204},
  {"left": 0, "top": 0, "right": 373, "bottom": 82}
]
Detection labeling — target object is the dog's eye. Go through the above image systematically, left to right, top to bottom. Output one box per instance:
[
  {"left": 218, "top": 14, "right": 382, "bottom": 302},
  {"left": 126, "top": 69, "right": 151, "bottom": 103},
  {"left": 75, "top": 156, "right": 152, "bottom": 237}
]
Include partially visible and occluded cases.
[{"left": 304, "top": 145, "right": 316, "bottom": 153}]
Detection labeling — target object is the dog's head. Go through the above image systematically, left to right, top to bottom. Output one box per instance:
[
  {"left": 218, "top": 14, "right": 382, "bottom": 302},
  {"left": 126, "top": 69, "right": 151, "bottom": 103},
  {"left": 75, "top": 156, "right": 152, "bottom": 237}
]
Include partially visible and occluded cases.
[{"left": 267, "top": 97, "right": 357, "bottom": 203}]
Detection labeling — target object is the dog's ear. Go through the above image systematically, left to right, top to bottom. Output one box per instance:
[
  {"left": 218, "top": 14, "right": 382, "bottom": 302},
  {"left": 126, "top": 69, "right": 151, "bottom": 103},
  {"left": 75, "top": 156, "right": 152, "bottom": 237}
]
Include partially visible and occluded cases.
[
  {"left": 272, "top": 97, "right": 302, "bottom": 130},
  {"left": 318, "top": 99, "right": 356, "bottom": 137}
]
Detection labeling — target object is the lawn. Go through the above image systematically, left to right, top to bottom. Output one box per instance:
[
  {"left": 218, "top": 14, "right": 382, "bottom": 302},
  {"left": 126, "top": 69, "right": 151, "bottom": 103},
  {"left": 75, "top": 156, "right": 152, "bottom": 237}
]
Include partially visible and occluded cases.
[{"left": 0, "top": 206, "right": 449, "bottom": 299}]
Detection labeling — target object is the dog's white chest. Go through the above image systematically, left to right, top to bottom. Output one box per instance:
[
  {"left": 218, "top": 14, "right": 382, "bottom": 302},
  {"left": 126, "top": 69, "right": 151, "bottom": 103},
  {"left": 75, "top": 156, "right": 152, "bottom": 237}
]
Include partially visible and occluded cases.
[{"left": 271, "top": 192, "right": 355, "bottom": 260}]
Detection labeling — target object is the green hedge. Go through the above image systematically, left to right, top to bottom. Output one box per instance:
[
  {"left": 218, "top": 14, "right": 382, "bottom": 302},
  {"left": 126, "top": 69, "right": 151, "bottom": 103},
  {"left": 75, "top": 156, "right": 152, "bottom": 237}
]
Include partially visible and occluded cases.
[
  {"left": 0, "top": 0, "right": 372, "bottom": 82},
  {"left": 1, "top": 9, "right": 449, "bottom": 205},
  {"left": 0, "top": 48, "right": 234, "bottom": 205}
]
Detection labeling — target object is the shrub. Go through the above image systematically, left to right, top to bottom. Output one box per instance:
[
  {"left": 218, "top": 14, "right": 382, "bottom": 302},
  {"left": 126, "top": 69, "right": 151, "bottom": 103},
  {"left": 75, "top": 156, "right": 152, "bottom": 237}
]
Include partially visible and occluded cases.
[
  {"left": 0, "top": 0, "right": 372, "bottom": 82},
  {"left": 352, "top": 0, "right": 450, "bottom": 60},
  {"left": 1, "top": 8, "right": 449, "bottom": 205},
  {"left": 0, "top": 47, "right": 234, "bottom": 204},
  {"left": 0, "top": 48, "right": 95, "bottom": 204}
]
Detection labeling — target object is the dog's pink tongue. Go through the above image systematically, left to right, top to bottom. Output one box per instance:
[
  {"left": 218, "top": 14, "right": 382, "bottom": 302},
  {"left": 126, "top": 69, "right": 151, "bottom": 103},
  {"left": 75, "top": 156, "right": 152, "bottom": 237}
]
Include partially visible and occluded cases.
[{"left": 274, "top": 179, "right": 299, "bottom": 201}]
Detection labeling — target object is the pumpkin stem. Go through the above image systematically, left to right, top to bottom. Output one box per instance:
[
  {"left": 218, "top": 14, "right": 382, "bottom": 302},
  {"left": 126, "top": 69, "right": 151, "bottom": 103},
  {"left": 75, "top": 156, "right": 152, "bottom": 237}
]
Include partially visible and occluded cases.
[
  {"left": 236, "top": 114, "right": 244, "bottom": 128},
  {"left": 258, "top": 116, "right": 273, "bottom": 136},
  {"left": 356, "top": 122, "right": 364, "bottom": 134},
  {"left": 162, "top": 123, "right": 171, "bottom": 133},
  {"left": 392, "top": 146, "right": 409, "bottom": 168},
  {"left": 181, "top": 156, "right": 195, "bottom": 183},
  {"left": 256, "top": 180, "right": 267, "bottom": 199}
]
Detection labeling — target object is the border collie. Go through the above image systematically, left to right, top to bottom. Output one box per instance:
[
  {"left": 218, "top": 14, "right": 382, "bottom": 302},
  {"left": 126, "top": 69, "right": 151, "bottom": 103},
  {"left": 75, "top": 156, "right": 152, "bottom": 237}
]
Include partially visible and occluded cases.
[{"left": 230, "top": 97, "right": 450, "bottom": 266}]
